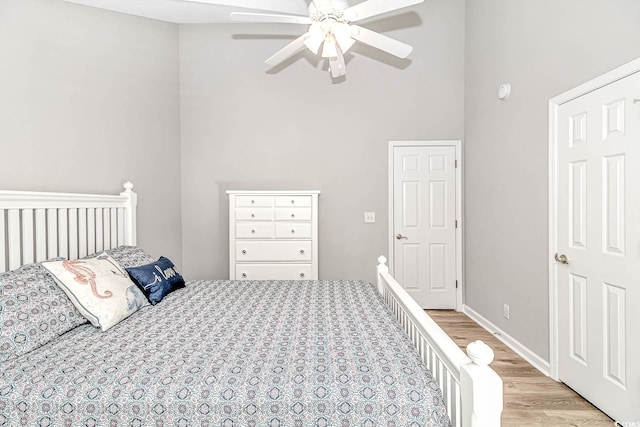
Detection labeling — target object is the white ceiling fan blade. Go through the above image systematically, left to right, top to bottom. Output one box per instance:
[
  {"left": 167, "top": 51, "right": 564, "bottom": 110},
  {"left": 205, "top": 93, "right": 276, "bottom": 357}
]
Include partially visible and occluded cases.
[
  {"left": 180, "top": 0, "right": 306, "bottom": 15},
  {"left": 313, "top": 0, "right": 333, "bottom": 11},
  {"left": 344, "top": 0, "right": 424, "bottom": 22},
  {"left": 230, "top": 12, "right": 311, "bottom": 24},
  {"left": 350, "top": 25, "right": 413, "bottom": 58},
  {"left": 265, "top": 33, "right": 309, "bottom": 66},
  {"left": 322, "top": 36, "right": 338, "bottom": 58},
  {"left": 329, "top": 47, "right": 347, "bottom": 78}
]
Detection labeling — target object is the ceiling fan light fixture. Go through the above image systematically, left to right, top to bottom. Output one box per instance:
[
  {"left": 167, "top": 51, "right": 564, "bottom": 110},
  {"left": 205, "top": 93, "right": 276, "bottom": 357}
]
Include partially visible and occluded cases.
[
  {"left": 304, "top": 22, "right": 325, "bottom": 54},
  {"left": 331, "top": 23, "right": 355, "bottom": 53},
  {"left": 321, "top": 35, "right": 338, "bottom": 58},
  {"left": 304, "top": 37, "right": 323, "bottom": 55}
]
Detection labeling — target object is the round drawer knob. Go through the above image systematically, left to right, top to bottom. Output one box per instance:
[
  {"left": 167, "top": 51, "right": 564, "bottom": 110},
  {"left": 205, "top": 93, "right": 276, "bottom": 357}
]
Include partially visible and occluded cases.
[
  {"left": 251, "top": 200, "right": 255, "bottom": 204},
  {"left": 291, "top": 200, "right": 295, "bottom": 204},
  {"left": 251, "top": 214, "right": 255, "bottom": 218},
  {"left": 291, "top": 214, "right": 295, "bottom": 218},
  {"left": 251, "top": 229, "right": 256, "bottom": 233},
  {"left": 291, "top": 229, "right": 295, "bottom": 234},
  {"left": 300, "top": 249, "right": 305, "bottom": 254},
  {"left": 241, "top": 250, "right": 247, "bottom": 255},
  {"left": 242, "top": 273, "right": 247, "bottom": 278},
  {"left": 300, "top": 273, "right": 305, "bottom": 278}
]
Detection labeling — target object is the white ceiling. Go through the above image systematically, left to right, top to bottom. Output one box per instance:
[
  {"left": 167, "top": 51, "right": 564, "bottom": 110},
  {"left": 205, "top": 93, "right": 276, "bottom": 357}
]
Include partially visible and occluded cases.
[{"left": 63, "top": 0, "right": 311, "bottom": 23}]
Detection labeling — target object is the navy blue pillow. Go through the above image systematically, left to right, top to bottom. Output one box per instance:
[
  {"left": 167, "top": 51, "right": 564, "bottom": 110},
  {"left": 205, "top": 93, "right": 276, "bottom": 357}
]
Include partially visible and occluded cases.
[{"left": 126, "top": 257, "right": 185, "bottom": 305}]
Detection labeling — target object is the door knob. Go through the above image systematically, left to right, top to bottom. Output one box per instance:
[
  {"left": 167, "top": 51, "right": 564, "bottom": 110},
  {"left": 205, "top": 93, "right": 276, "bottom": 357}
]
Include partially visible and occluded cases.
[
  {"left": 396, "top": 234, "right": 408, "bottom": 240},
  {"left": 554, "top": 253, "right": 569, "bottom": 265}
]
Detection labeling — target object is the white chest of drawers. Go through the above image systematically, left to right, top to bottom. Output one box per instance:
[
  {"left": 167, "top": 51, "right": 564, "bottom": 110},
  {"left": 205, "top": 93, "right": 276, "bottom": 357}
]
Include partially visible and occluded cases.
[{"left": 227, "top": 191, "right": 320, "bottom": 280}]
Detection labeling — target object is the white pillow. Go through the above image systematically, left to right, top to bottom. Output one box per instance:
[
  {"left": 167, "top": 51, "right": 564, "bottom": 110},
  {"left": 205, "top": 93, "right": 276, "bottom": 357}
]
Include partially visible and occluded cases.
[{"left": 42, "top": 253, "right": 149, "bottom": 331}]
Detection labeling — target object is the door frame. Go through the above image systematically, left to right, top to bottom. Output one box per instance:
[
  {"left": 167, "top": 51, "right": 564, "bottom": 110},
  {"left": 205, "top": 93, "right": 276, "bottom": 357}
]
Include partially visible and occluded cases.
[
  {"left": 548, "top": 57, "right": 640, "bottom": 380},
  {"left": 388, "top": 140, "right": 463, "bottom": 311}
]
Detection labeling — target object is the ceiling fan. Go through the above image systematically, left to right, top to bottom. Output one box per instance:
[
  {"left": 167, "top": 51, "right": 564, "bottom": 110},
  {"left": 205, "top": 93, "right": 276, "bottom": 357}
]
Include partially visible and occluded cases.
[{"left": 188, "top": 0, "right": 424, "bottom": 78}]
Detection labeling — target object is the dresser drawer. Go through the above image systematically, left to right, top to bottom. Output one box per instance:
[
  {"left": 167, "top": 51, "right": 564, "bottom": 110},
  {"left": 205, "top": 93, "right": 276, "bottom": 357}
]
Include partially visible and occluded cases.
[
  {"left": 236, "top": 195, "right": 274, "bottom": 207},
  {"left": 275, "top": 195, "right": 312, "bottom": 207},
  {"left": 275, "top": 207, "right": 312, "bottom": 221},
  {"left": 235, "top": 208, "right": 274, "bottom": 221},
  {"left": 275, "top": 222, "right": 312, "bottom": 238},
  {"left": 236, "top": 223, "right": 275, "bottom": 239},
  {"left": 236, "top": 241, "right": 312, "bottom": 262},
  {"left": 235, "top": 264, "right": 312, "bottom": 280}
]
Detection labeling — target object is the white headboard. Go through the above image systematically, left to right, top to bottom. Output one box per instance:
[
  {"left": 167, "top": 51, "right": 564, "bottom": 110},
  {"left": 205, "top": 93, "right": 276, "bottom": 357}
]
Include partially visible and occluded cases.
[{"left": 0, "top": 182, "right": 137, "bottom": 273}]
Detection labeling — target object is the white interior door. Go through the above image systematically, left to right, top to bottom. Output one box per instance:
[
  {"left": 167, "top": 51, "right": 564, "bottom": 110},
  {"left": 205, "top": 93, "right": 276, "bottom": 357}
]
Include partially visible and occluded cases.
[
  {"left": 555, "top": 70, "right": 640, "bottom": 421},
  {"left": 392, "top": 144, "right": 457, "bottom": 309}
]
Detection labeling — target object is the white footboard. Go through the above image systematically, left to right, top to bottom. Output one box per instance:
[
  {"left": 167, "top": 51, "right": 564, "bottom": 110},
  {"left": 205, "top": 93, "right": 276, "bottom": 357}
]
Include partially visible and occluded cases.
[{"left": 377, "top": 256, "right": 503, "bottom": 426}]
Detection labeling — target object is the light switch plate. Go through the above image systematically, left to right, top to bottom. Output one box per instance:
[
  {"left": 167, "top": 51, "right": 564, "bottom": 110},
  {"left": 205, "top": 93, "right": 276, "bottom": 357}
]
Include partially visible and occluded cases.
[{"left": 364, "top": 212, "right": 376, "bottom": 223}]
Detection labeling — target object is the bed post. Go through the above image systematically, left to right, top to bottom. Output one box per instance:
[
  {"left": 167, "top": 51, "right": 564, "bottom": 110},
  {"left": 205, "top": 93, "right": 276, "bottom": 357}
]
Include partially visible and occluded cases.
[
  {"left": 120, "top": 182, "right": 137, "bottom": 246},
  {"left": 376, "top": 256, "right": 389, "bottom": 294},
  {"left": 460, "top": 340, "right": 503, "bottom": 426}
]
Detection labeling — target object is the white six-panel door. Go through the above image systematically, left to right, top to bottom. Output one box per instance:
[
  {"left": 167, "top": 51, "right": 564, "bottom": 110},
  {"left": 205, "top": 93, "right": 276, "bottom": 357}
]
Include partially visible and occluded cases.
[
  {"left": 554, "top": 70, "right": 639, "bottom": 421},
  {"left": 392, "top": 144, "right": 458, "bottom": 309}
]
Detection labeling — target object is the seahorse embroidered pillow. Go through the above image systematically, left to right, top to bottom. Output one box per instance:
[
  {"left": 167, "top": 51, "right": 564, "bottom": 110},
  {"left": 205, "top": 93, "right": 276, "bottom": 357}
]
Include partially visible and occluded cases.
[
  {"left": 42, "top": 253, "right": 149, "bottom": 331},
  {"left": 126, "top": 256, "right": 185, "bottom": 305}
]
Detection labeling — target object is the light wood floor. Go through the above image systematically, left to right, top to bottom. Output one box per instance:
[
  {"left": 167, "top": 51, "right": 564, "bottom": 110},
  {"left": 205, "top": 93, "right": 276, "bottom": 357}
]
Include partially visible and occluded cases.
[{"left": 427, "top": 310, "right": 613, "bottom": 426}]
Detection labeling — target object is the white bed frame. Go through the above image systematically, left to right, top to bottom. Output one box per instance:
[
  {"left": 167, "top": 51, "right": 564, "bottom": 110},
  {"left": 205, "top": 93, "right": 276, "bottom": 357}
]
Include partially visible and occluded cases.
[
  {"left": 0, "top": 182, "right": 137, "bottom": 272},
  {"left": 0, "top": 183, "right": 502, "bottom": 426},
  {"left": 377, "top": 257, "right": 503, "bottom": 426}
]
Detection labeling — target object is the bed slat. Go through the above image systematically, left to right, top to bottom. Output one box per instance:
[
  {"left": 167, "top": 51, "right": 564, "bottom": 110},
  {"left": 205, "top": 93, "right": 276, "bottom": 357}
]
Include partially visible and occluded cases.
[
  {"left": 58, "top": 208, "right": 68, "bottom": 259},
  {"left": 78, "top": 208, "right": 87, "bottom": 258},
  {"left": 87, "top": 208, "right": 95, "bottom": 255},
  {"left": 95, "top": 208, "right": 103, "bottom": 253},
  {"left": 103, "top": 208, "right": 110, "bottom": 250},
  {"left": 110, "top": 208, "right": 117, "bottom": 250},
  {"left": 117, "top": 208, "right": 124, "bottom": 246},
  {"left": 21, "top": 209, "right": 34, "bottom": 265},
  {"left": 35, "top": 209, "right": 47, "bottom": 262},
  {"left": 47, "top": 209, "right": 58, "bottom": 259},
  {"left": 68, "top": 209, "right": 78, "bottom": 260},
  {"left": 0, "top": 210, "right": 6, "bottom": 272},
  {"left": 8, "top": 210, "right": 22, "bottom": 270},
  {"left": 443, "top": 370, "right": 452, "bottom": 420},
  {"left": 454, "top": 382, "right": 462, "bottom": 425}
]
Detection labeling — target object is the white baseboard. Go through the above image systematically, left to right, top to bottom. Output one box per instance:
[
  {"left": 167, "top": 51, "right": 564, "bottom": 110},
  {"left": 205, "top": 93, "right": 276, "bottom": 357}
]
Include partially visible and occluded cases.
[{"left": 463, "top": 304, "right": 551, "bottom": 377}]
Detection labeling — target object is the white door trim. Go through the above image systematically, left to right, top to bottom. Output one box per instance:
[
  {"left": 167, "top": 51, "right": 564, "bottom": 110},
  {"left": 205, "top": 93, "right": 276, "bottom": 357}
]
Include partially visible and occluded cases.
[
  {"left": 548, "top": 57, "right": 640, "bottom": 380},
  {"left": 388, "top": 140, "right": 463, "bottom": 311}
]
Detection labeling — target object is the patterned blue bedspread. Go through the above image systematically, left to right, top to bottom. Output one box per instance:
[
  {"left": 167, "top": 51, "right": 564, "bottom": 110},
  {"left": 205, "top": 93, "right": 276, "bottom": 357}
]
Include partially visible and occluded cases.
[{"left": 0, "top": 280, "right": 449, "bottom": 426}]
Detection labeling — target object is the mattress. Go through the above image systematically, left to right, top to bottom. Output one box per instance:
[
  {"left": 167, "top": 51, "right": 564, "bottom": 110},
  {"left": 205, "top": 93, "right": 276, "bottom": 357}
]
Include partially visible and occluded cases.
[{"left": 0, "top": 280, "right": 449, "bottom": 426}]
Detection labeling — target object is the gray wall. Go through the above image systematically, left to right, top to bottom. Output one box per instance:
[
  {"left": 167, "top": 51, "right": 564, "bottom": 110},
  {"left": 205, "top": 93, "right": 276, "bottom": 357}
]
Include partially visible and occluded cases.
[
  {"left": 0, "top": 0, "right": 182, "bottom": 266},
  {"left": 9, "top": 0, "right": 639, "bottom": 365},
  {"left": 179, "top": 0, "right": 465, "bottom": 281},
  {"left": 464, "top": 0, "right": 640, "bottom": 360}
]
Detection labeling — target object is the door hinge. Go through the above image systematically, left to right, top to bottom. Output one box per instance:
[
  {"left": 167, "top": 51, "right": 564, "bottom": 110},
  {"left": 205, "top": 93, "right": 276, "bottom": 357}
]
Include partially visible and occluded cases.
[
  {"left": 455, "top": 160, "right": 458, "bottom": 168},
  {"left": 455, "top": 220, "right": 458, "bottom": 228},
  {"left": 456, "top": 280, "right": 458, "bottom": 289}
]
